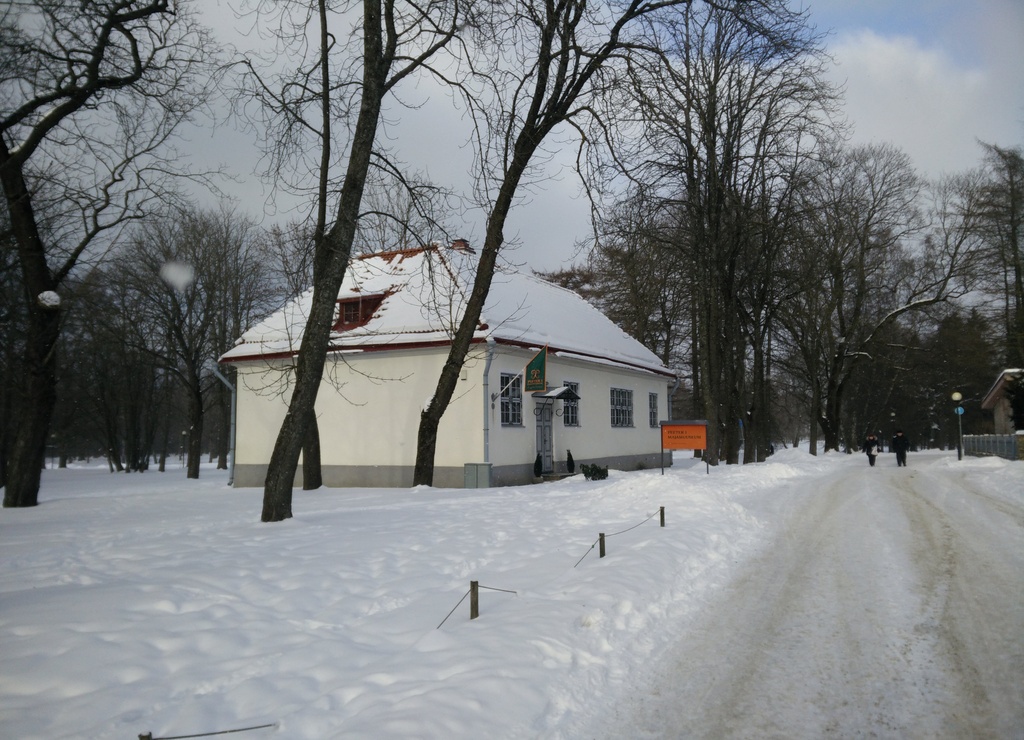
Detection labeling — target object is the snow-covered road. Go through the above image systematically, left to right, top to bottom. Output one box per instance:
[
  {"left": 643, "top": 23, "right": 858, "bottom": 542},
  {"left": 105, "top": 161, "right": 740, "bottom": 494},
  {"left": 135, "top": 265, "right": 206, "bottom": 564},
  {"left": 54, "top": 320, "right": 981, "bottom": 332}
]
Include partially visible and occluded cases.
[{"left": 592, "top": 456, "right": 1024, "bottom": 738}]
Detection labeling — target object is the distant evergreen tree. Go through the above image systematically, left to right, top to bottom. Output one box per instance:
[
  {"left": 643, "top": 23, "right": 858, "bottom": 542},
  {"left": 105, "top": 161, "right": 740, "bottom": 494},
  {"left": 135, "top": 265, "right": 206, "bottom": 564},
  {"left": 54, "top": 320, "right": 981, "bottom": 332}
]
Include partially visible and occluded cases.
[{"left": 1008, "top": 375, "right": 1024, "bottom": 430}]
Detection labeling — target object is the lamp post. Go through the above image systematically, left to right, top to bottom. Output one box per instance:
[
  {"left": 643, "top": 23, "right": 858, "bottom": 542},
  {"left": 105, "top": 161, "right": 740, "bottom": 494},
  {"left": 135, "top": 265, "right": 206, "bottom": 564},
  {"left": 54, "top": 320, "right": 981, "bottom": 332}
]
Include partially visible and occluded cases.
[{"left": 951, "top": 391, "right": 964, "bottom": 460}]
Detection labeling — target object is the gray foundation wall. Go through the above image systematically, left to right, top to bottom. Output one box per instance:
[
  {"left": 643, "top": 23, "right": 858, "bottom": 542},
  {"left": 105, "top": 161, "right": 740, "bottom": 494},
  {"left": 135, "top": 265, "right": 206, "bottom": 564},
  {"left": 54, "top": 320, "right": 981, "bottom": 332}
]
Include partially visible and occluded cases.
[{"left": 232, "top": 451, "right": 667, "bottom": 490}]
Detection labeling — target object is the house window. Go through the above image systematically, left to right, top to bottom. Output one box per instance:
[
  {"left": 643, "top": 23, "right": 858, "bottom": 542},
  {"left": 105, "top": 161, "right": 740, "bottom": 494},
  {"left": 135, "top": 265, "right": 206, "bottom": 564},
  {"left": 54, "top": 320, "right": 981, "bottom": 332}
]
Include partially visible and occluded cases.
[
  {"left": 333, "top": 294, "right": 384, "bottom": 331},
  {"left": 342, "top": 301, "right": 361, "bottom": 324},
  {"left": 500, "top": 373, "right": 522, "bottom": 426},
  {"left": 563, "top": 381, "right": 579, "bottom": 427},
  {"left": 610, "top": 388, "right": 633, "bottom": 427},
  {"left": 649, "top": 392, "right": 659, "bottom": 427}
]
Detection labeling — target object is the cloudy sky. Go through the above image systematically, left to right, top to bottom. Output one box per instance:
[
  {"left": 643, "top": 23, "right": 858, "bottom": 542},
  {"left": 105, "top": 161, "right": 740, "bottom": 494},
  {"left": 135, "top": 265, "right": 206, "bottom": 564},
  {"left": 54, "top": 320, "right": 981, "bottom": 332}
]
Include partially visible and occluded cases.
[
  {"left": 194, "top": 0, "right": 1024, "bottom": 272},
  {"left": 812, "top": 0, "right": 1023, "bottom": 174}
]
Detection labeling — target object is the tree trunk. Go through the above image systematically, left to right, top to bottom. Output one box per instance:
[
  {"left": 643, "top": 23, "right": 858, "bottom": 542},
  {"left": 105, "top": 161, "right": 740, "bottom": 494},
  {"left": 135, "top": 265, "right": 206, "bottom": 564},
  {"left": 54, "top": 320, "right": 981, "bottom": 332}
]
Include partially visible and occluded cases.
[
  {"left": 261, "top": 1, "right": 389, "bottom": 521},
  {"left": 1, "top": 150, "right": 60, "bottom": 508},
  {"left": 412, "top": 160, "right": 530, "bottom": 486},
  {"left": 260, "top": 229, "right": 348, "bottom": 512},
  {"left": 413, "top": 243, "right": 501, "bottom": 486},
  {"left": 262, "top": 302, "right": 330, "bottom": 518},
  {"left": 690, "top": 306, "right": 702, "bottom": 419},
  {"left": 3, "top": 319, "right": 58, "bottom": 507},
  {"left": 722, "top": 331, "right": 745, "bottom": 465},
  {"left": 744, "top": 336, "right": 767, "bottom": 464},
  {"left": 186, "top": 378, "right": 203, "bottom": 480},
  {"left": 819, "top": 382, "right": 843, "bottom": 453},
  {"left": 808, "top": 384, "right": 820, "bottom": 455},
  {"left": 302, "top": 411, "right": 322, "bottom": 490}
]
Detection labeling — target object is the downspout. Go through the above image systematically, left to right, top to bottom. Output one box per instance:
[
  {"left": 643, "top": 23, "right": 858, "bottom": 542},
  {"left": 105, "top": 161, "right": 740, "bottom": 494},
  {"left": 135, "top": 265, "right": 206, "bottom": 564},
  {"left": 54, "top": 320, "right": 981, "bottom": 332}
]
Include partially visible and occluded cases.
[
  {"left": 482, "top": 337, "right": 496, "bottom": 463},
  {"left": 211, "top": 364, "right": 236, "bottom": 486},
  {"left": 668, "top": 375, "right": 681, "bottom": 419}
]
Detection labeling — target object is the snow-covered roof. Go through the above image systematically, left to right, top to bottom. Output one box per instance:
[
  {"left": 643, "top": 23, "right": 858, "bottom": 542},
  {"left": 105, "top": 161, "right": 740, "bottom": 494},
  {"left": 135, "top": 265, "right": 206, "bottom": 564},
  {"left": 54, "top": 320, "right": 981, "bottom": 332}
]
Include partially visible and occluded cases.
[
  {"left": 220, "top": 245, "right": 671, "bottom": 377},
  {"left": 981, "top": 368, "right": 1023, "bottom": 410}
]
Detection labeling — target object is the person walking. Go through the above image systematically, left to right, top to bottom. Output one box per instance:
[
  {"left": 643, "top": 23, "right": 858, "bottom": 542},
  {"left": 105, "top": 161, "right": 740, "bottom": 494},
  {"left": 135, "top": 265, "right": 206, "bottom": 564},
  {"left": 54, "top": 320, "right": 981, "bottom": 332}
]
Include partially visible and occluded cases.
[
  {"left": 892, "top": 429, "right": 910, "bottom": 467},
  {"left": 863, "top": 433, "right": 882, "bottom": 467}
]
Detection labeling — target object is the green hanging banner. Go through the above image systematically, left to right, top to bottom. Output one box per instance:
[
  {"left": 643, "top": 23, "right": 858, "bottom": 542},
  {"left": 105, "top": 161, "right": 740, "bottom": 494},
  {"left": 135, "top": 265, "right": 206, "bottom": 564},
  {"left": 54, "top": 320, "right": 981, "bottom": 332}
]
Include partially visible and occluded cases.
[{"left": 524, "top": 346, "right": 547, "bottom": 392}]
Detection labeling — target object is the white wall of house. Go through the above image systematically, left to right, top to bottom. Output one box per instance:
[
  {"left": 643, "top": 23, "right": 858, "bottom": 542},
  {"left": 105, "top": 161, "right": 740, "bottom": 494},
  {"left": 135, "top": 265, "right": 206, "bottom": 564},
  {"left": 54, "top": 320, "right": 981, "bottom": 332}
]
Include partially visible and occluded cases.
[
  {"left": 233, "top": 348, "right": 485, "bottom": 487},
  {"left": 485, "top": 348, "right": 671, "bottom": 475},
  {"left": 318, "top": 349, "right": 485, "bottom": 468},
  {"left": 233, "top": 360, "right": 294, "bottom": 468},
  {"left": 992, "top": 396, "right": 1014, "bottom": 434}
]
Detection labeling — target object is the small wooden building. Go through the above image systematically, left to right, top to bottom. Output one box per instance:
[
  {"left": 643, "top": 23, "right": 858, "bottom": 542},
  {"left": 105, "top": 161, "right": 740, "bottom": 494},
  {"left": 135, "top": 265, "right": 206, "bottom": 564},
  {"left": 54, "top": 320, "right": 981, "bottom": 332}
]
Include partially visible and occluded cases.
[{"left": 981, "top": 369, "right": 1022, "bottom": 434}]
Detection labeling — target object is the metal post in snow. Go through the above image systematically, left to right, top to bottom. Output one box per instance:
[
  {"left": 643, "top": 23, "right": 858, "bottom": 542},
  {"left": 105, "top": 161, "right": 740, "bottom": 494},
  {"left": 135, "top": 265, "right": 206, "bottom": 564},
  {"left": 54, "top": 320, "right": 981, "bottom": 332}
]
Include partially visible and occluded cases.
[{"left": 211, "top": 364, "right": 236, "bottom": 486}]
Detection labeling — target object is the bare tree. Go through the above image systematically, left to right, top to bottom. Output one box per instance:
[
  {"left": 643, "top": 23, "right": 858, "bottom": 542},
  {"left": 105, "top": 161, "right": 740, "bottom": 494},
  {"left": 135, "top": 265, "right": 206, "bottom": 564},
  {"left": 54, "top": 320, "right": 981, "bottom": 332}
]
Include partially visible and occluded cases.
[
  {"left": 237, "top": 0, "right": 464, "bottom": 520},
  {"left": 412, "top": 0, "right": 724, "bottom": 485},
  {"left": 0, "top": 1, "right": 218, "bottom": 507},
  {"left": 586, "top": 1, "right": 834, "bottom": 464},
  {"left": 778, "top": 142, "right": 979, "bottom": 452},
  {"left": 976, "top": 142, "right": 1024, "bottom": 367},
  {"left": 539, "top": 193, "right": 690, "bottom": 371},
  {"left": 114, "top": 205, "right": 272, "bottom": 479},
  {"left": 207, "top": 209, "right": 279, "bottom": 472},
  {"left": 121, "top": 212, "right": 217, "bottom": 479},
  {"left": 265, "top": 221, "right": 316, "bottom": 300},
  {"left": 57, "top": 267, "right": 172, "bottom": 472}
]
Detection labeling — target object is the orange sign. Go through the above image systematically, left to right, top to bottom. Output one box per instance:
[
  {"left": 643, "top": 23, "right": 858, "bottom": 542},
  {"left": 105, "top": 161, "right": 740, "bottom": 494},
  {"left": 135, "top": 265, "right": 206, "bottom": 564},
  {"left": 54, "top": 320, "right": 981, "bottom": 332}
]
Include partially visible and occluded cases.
[{"left": 661, "top": 422, "right": 707, "bottom": 450}]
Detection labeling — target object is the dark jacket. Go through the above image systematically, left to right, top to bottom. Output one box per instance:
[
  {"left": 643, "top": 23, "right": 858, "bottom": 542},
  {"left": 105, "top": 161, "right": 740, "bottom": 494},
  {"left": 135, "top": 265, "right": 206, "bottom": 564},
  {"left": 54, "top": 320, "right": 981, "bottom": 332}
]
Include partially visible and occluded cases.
[
  {"left": 892, "top": 433, "right": 910, "bottom": 453},
  {"left": 863, "top": 436, "right": 882, "bottom": 456}
]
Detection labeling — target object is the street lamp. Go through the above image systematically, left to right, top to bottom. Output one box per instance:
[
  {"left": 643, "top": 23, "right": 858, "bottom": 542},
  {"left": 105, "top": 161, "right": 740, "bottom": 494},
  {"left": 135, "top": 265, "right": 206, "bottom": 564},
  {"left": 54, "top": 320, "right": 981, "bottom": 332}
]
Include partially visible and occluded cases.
[{"left": 951, "top": 391, "right": 964, "bottom": 460}]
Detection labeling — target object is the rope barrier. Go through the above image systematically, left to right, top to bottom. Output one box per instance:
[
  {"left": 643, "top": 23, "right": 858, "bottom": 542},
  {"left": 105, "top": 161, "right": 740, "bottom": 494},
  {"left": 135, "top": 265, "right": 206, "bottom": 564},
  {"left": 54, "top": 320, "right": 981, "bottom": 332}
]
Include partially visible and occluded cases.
[
  {"left": 440, "top": 507, "right": 663, "bottom": 620},
  {"left": 574, "top": 510, "right": 659, "bottom": 566},
  {"left": 605, "top": 510, "right": 659, "bottom": 538},
  {"left": 574, "top": 540, "right": 598, "bottom": 568},
  {"left": 437, "top": 582, "right": 519, "bottom": 628},
  {"left": 478, "top": 585, "right": 518, "bottom": 595},
  {"left": 436, "top": 588, "right": 472, "bottom": 629},
  {"left": 139, "top": 722, "right": 277, "bottom": 740}
]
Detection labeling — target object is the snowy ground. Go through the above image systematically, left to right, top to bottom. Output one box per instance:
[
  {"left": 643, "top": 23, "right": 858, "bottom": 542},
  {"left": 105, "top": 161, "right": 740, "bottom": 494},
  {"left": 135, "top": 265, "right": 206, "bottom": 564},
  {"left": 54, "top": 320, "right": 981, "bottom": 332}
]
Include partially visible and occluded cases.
[{"left": 1, "top": 449, "right": 1021, "bottom": 739}]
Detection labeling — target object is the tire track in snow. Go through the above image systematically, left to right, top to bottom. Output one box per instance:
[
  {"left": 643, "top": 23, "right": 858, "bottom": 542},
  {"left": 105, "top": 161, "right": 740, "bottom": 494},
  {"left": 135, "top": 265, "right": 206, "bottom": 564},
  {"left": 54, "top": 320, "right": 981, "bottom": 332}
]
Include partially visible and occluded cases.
[
  {"left": 587, "top": 458, "right": 1024, "bottom": 739},
  {"left": 899, "top": 467, "right": 1024, "bottom": 739}
]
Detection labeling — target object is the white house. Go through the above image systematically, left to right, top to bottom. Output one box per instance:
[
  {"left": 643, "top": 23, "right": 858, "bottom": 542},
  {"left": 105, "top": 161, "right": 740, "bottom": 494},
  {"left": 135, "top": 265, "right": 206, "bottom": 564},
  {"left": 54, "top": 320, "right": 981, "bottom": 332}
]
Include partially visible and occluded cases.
[{"left": 219, "top": 242, "right": 677, "bottom": 488}]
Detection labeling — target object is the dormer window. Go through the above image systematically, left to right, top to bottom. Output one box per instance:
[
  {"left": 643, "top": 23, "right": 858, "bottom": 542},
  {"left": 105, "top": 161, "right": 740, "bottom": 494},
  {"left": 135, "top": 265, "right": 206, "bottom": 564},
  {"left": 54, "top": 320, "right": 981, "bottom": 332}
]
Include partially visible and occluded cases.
[{"left": 333, "top": 294, "right": 385, "bottom": 331}]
